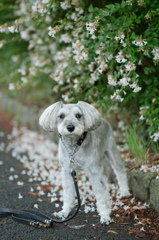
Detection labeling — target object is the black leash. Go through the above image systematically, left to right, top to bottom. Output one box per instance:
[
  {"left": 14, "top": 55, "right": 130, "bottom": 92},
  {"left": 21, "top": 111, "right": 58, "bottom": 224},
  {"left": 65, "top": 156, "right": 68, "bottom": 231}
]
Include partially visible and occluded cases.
[
  {"left": 0, "top": 132, "right": 87, "bottom": 228},
  {"left": 0, "top": 169, "right": 80, "bottom": 228}
]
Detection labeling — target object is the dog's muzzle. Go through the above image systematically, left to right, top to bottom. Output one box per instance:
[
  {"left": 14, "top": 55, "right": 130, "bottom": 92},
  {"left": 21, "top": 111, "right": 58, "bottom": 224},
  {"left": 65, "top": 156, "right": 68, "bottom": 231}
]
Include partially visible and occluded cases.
[{"left": 67, "top": 124, "right": 75, "bottom": 132}]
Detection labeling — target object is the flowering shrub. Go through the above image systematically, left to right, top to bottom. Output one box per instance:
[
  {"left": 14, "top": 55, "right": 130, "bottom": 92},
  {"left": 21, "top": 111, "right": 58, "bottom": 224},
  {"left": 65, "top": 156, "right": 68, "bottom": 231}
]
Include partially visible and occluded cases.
[{"left": 0, "top": 0, "right": 159, "bottom": 142}]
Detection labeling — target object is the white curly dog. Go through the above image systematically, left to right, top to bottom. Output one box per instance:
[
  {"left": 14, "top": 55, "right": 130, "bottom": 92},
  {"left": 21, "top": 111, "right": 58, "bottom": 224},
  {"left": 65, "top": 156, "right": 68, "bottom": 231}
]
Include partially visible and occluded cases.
[{"left": 39, "top": 101, "right": 130, "bottom": 224}]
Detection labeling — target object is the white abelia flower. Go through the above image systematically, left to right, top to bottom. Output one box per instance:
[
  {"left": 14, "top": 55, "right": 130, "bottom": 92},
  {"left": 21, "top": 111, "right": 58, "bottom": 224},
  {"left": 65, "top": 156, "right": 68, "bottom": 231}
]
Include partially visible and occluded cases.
[
  {"left": 60, "top": 2, "right": 71, "bottom": 10},
  {"left": 86, "top": 21, "right": 99, "bottom": 37},
  {"left": 8, "top": 26, "right": 18, "bottom": 33},
  {"left": 48, "top": 26, "right": 56, "bottom": 37},
  {"left": 115, "top": 33, "right": 125, "bottom": 42},
  {"left": 60, "top": 34, "right": 72, "bottom": 43},
  {"left": 132, "top": 39, "right": 147, "bottom": 47},
  {"left": 72, "top": 40, "right": 88, "bottom": 64},
  {"left": 152, "top": 47, "right": 159, "bottom": 60},
  {"left": 115, "top": 51, "right": 127, "bottom": 63},
  {"left": 97, "top": 61, "right": 108, "bottom": 74},
  {"left": 88, "top": 62, "right": 95, "bottom": 72},
  {"left": 125, "top": 62, "right": 136, "bottom": 71},
  {"left": 18, "top": 68, "right": 26, "bottom": 75},
  {"left": 89, "top": 71, "right": 99, "bottom": 83},
  {"left": 108, "top": 75, "right": 117, "bottom": 86},
  {"left": 119, "top": 77, "right": 131, "bottom": 86},
  {"left": 9, "top": 83, "right": 15, "bottom": 90},
  {"left": 130, "top": 83, "right": 141, "bottom": 92},
  {"left": 133, "top": 86, "right": 142, "bottom": 92},
  {"left": 111, "top": 90, "right": 124, "bottom": 102},
  {"left": 139, "top": 115, "right": 144, "bottom": 120},
  {"left": 150, "top": 132, "right": 159, "bottom": 142}
]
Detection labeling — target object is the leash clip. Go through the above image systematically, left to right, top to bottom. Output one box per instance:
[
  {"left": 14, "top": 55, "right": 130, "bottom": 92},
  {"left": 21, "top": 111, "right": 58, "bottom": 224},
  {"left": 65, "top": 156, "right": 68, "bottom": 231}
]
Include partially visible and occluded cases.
[{"left": 38, "top": 222, "right": 51, "bottom": 228}]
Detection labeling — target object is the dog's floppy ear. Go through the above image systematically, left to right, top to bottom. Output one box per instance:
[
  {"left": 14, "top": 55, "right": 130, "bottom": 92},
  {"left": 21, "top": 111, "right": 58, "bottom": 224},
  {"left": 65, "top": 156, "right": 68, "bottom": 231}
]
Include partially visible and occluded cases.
[
  {"left": 39, "top": 101, "right": 62, "bottom": 132},
  {"left": 77, "top": 101, "right": 101, "bottom": 131}
]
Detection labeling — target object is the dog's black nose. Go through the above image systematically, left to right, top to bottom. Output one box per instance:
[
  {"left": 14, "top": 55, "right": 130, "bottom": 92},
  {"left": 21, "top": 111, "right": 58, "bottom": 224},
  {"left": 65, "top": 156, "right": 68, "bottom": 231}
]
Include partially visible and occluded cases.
[{"left": 67, "top": 124, "right": 75, "bottom": 132}]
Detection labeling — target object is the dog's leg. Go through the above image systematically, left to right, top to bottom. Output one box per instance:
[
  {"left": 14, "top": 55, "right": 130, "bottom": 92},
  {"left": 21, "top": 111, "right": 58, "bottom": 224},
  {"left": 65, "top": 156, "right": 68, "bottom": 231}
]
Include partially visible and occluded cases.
[
  {"left": 106, "top": 137, "right": 130, "bottom": 197},
  {"left": 87, "top": 166, "right": 112, "bottom": 225},
  {"left": 55, "top": 168, "right": 75, "bottom": 218}
]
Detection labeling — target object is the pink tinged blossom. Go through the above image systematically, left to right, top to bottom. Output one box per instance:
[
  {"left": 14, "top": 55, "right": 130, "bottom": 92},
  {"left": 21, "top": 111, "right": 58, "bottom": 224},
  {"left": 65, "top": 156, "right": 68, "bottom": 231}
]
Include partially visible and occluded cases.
[
  {"left": 86, "top": 21, "right": 98, "bottom": 36},
  {"left": 132, "top": 39, "right": 147, "bottom": 47},
  {"left": 115, "top": 51, "right": 127, "bottom": 63},
  {"left": 125, "top": 63, "right": 136, "bottom": 71},
  {"left": 108, "top": 75, "right": 117, "bottom": 86},
  {"left": 130, "top": 83, "right": 142, "bottom": 92},
  {"left": 133, "top": 86, "right": 142, "bottom": 92},
  {"left": 110, "top": 90, "right": 124, "bottom": 102}
]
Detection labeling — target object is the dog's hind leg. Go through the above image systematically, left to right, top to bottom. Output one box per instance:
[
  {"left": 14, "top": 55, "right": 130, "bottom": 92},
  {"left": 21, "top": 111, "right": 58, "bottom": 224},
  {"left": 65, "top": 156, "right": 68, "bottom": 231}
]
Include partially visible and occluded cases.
[{"left": 105, "top": 136, "right": 130, "bottom": 197}]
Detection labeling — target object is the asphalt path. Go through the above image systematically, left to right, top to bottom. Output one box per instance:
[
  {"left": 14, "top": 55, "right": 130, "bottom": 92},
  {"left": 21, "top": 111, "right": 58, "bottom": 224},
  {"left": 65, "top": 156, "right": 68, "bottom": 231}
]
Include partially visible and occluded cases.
[{"left": 0, "top": 116, "right": 148, "bottom": 240}]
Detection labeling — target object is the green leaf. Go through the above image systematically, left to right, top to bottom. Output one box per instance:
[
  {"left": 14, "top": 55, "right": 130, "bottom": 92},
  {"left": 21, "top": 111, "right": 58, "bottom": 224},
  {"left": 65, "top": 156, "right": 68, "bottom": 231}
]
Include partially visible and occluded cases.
[
  {"left": 121, "top": 0, "right": 127, "bottom": 8},
  {"left": 88, "top": 4, "right": 93, "bottom": 13},
  {"left": 106, "top": 4, "right": 115, "bottom": 9},
  {"left": 88, "top": 13, "right": 93, "bottom": 20},
  {"left": 135, "top": 18, "right": 141, "bottom": 24},
  {"left": 131, "top": 32, "right": 136, "bottom": 39}
]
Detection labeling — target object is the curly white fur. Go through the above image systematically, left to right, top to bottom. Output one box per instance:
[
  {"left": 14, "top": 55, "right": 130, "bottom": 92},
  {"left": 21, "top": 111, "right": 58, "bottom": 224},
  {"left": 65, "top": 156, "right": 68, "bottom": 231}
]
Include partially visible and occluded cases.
[{"left": 39, "top": 101, "right": 130, "bottom": 225}]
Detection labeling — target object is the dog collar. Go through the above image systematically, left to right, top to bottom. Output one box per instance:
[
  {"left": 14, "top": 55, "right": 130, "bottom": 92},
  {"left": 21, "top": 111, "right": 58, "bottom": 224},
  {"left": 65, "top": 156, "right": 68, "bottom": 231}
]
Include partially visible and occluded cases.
[{"left": 76, "top": 132, "right": 87, "bottom": 146}]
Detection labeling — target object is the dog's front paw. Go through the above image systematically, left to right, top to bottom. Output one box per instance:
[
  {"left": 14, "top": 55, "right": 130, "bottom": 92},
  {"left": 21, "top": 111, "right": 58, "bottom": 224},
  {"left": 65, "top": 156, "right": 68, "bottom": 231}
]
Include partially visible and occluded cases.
[
  {"left": 54, "top": 209, "right": 69, "bottom": 219},
  {"left": 100, "top": 214, "right": 112, "bottom": 225}
]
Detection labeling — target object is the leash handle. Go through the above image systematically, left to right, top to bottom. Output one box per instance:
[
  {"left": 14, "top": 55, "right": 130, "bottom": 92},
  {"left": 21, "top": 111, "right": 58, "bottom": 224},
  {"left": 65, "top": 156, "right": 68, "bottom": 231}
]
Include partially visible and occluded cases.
[{"left": 0, "top": 169, "right": 81, "bottom": 228}]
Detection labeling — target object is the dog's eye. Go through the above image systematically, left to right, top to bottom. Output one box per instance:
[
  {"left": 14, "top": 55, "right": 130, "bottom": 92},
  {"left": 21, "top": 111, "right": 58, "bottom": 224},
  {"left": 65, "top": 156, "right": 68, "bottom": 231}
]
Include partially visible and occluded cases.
[
  {"left": 76, "top": 113, "right": 82, "bottom": 119},
  {"left": 59, "top": 114, "right": 65, "bottom": 119}
]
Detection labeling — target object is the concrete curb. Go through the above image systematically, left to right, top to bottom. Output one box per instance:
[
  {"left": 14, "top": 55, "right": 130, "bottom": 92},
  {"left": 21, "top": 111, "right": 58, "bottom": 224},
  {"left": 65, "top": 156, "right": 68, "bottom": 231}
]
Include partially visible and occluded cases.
[
  {"left": 0, "top": 92, "right": 159, "bottom": 212},
  {"left": 128, "top": 169, "right": 159, "bottom": 211}
]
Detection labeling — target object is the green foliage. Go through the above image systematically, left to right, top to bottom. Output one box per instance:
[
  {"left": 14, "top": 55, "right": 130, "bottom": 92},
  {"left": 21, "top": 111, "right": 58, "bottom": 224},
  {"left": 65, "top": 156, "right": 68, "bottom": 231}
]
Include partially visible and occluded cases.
[
  {"left": 0, "top": 0, "right": 159, "bottom": 143},
  {"left": 126, "top": 124, "right": 149, "bottom": 164}
]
